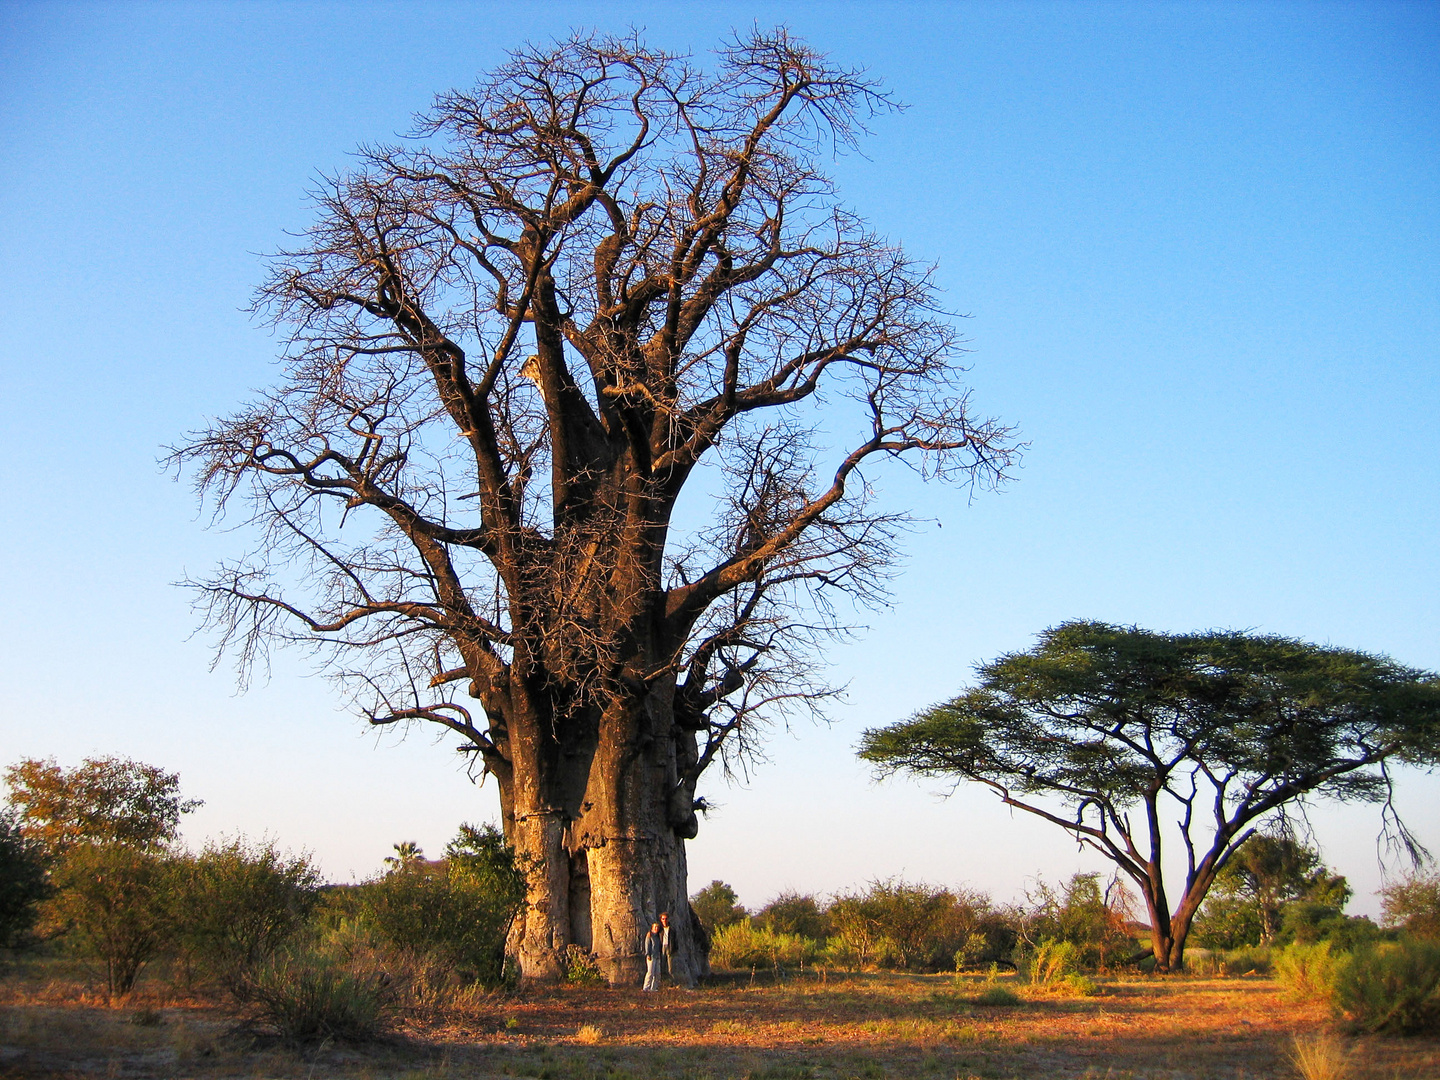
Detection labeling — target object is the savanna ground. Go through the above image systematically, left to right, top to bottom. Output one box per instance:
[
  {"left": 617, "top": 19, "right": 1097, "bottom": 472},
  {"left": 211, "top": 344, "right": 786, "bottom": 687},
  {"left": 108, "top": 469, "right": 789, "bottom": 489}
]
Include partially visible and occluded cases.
[{"left": 3, "top": 958, "right": 1437, "bottom": 1080}]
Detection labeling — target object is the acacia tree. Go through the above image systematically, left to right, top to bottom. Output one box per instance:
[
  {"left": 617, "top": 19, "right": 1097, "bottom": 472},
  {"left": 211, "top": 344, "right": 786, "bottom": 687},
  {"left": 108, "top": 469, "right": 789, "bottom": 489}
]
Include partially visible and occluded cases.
[
  {"left": 174, "top": 31, "right": 1013, "bottom": 984},
  {"left": 860, "top": 621, "right": 1440, "bottom": 972}
]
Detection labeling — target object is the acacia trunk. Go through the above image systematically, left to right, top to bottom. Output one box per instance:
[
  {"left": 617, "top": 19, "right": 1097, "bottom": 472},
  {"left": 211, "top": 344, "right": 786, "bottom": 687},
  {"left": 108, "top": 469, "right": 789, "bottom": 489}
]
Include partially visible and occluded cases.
[{"left": 501, "top": 674, "right": 708, "bottom": 986}]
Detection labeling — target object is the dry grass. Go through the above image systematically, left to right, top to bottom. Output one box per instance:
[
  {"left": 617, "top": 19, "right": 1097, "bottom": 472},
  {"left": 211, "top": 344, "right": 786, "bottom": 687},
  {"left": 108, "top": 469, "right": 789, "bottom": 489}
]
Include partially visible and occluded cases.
[
  {"left": 1, "top": 959, "right": 1437, "bottom": 1079},
  {"left": 1289, "top": 1031, "right": 1352, "bottom": 1080}
]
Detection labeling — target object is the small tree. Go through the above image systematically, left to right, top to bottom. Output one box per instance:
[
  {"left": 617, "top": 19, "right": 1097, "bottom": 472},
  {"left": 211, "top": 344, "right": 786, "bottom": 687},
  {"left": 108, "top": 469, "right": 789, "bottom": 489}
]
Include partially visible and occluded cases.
[
  {"left": 860, "top": 622, "right": 1440, "bottom": 971},
  {"left": 4, "top": 757, "right": 200, "bottom": 858},
  {"left": 0, "top": 810, "right": 50, "bottom": 948},
  {"left": 1197, "top": 835, "right": 1341, "bottom": 947},
  {"left": 43, "top": 843, "right": 175, "bottom": 999},
  {"left": 1381, "top": 871, "right": 1440, "bottom": 940},
  {"left": 690, "top": 880, "right": 747, "bottom": 933}
]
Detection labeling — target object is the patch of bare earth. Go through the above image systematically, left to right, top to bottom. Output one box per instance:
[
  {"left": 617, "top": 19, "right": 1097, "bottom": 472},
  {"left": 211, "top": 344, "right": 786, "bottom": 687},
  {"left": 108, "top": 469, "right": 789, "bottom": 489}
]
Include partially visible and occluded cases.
[{"left": 2, "top": 971, "right": 1436, "bottom": 1079}]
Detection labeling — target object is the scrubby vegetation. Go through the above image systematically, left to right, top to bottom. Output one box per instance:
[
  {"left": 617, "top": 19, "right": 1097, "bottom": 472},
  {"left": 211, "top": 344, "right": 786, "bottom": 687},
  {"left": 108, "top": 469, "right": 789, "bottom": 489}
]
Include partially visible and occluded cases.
[
  {"left": 7, "top": 751, "right": 1440, "bottom": 1073},
  {"left": 1, "top": 757, "right": 529, "bottom": 1039}
]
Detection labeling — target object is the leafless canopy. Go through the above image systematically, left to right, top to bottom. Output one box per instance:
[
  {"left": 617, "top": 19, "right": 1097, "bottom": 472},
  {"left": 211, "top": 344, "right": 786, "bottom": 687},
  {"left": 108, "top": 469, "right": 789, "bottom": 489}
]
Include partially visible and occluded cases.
[{"left": 173, "top": 29, "right": 1015, "bottom": 793}]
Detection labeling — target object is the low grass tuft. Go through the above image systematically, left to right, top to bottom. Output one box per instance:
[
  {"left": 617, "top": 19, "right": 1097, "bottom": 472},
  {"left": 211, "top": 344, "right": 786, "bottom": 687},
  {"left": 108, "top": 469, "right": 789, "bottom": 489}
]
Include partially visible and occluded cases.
[
  {"left": 973, "top": 984, "right": 1022, "bottom": 1007},
  {"left": 1288, "top": 1031, "right": 1350, "bottom": 1080}
]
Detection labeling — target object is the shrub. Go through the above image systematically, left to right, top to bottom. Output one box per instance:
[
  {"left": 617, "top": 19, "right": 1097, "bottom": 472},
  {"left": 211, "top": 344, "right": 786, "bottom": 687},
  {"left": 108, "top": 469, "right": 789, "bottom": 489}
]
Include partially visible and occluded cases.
[
  {"left": 0, "top": 810, "right": 49, "bottom": 947},
  {"left": 359, "top": 823, "right": 524, "bottom": 988},
  {"left": 172, "top": 837, "right": 321, "bottom": 997},
  {"left": 42, "top": 843, "right": 176, "bottom": 999},
  {"left": 1020, "top": 873, "right": 1137, "bottom": 973},
  {"left": 827, "top": 879, "right": 970, "bottom": 971},
  {"left": 756, "top": 892, "right": 832, "bottom": 941},
  {"left": 1281, "top": 901, "right": 1382, "bottom": 951},
  {"left": 708, "top": 920, "right": 818, "bottom": 970},
  {"left": 1025, "top": 938, "right": 1080, "bottom": 986},
  {"left": 1333, "top": 938, "right": 1440, "bottom": 1035},
  {"left": 1275, "top": 941, "right": 1342, "bottom": 1004},
  {"left": 564, "top": 944, "right": 606, "bottom": 985},
  {"left": 1224, "top": 945, "right": 1271, "bottom": 975},
  {"left": 250, "top": 950, "right": 388, "bottom": 1042},
  {"left": 1058, "top": 973, "right": 1101, "bottom": 996},
  {"left": 973, "top": 984, "right": 1021, "bottom": 1006}
]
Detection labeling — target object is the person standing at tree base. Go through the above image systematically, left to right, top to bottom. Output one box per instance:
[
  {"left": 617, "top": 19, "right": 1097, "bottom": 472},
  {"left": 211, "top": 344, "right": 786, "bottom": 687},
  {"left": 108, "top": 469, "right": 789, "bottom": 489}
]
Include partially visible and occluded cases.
[
  {"left": 659, "top": 911, "right": 673, "bottom": 983},
  {"left": 642, "top": 922, "right": 662, "bottom": 992}
]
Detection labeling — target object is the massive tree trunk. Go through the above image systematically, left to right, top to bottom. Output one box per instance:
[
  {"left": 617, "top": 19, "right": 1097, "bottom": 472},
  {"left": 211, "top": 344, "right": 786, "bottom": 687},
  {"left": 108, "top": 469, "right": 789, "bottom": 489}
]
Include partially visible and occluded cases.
[{"left": 502, "top": 670, "right": 708, "bottom": 985}]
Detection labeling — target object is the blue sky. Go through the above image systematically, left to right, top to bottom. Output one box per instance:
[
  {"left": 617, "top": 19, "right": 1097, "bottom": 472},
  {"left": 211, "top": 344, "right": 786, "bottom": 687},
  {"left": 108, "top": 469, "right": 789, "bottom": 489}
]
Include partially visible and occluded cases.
[{"left": 1, "top": 1, "right": 1436, "bottom": 916}]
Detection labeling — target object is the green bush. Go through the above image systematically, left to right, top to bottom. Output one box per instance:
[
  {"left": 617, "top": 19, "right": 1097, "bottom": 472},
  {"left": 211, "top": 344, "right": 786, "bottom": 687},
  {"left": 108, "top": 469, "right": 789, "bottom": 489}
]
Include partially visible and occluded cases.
[
  {"left": 0, "top": 810, "right": 49, "bottom": 947},
  {"left": 358, "top": 823, "right": 524, "bottom": 988},
  {"left": 172, "top": 837, "right": 321, "bottom": 997},
  {"left": 42, "top": 843, "right": 176, "bottom": 999},
  {"left": 1020, "top": 873, "right": 1137, "bottom": 973},
  {"left": 827, "top": 879, "right": 997, "bottom": 972},
  {"left": 691, "top": 880, "right": 748, "bottom": 933},
  {"left": 755, "top": 892, "right": 832, "bottom": 941},
  {"left": 1281, "top": 901, "right": 1383, "bottom": 950},
  {"left": 708, "top": 919, "right": 819, "bottom": 970},
  {"left": 1025, "top": 939, "right": 1080, "bottom": 986},
  {"left": 1333, "top": 939, "right": 1440, "bottom": 1035},
  {"left": 1275, "top": 940, "right": 1342, "bottom": 1004},
  {"left": 564, "top": 943, "right": 606, "bottom": 985},
  {"left": 250, "top": 950, "right": 389, "bottom": 1042},
  {"left": 1059, "top": 973, "right": 1100, "bottom": 996},
  {"left": 973, "top": 984, "right": 1022, "bottom": 1006}
]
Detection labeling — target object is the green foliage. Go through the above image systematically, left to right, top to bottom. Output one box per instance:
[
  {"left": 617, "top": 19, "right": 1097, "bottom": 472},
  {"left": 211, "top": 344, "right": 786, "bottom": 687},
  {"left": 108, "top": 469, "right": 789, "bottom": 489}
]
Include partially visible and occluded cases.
[
  {"left": 860, "top": 622, "right": 1440, "bottom": 971},
  {"left": 3, "top": 757, "right": 200, "bottom": 858},
  {"left": 0, "top": 810, "right": 50, "bottom": 947},
  {"left": 358, "top": 823, "right": 524, "bottom": 988},
  {"left": 1195, "top": 835, "right": 1352, "bottom": 949},
  {"left": 171, "top": 837, "right": 322, "bottom": 997},
  {"left": 42, "top": 843, "right": 176, "bottom": 998},
  {"left": 1380, "top": 871, "right": 1440, "bottom": 940},
  {"left": 1020, "top": 873, "right": 1137, "bottom": 973},
  {"left": 828, "top": 879, "right": 972, "bottom": 971},
  {"left": 691, "top": 880, "right": 747, "bottom": 932},
  {"left": 756, "top": 891, "right": 831, "bottom": 940},
  {"left": 1191, "top": 893, "right": 1264, "bottom": 950},
  {"left": 1280, "top": 902, "right": 1382, "bottom": 951},
  {"left": 708, "top": 919, "right": 818, "bottom": 970},
  {"left": 1279, "top": 937, "right": 1440, "bottom": 1035},
  {"left": 1333, "top": 938, "right": 1440, "bottom": 1034},
  {"left": 1025, "top": 939, "right": 1080, "bottom": 986},
  {"left": 1275, "top": 940, "right": 1343, "bottom": 1003},
  {"left": 563, "top": 943, "right": 606, "bottom": 985},
  {"left": 250, "top": 949, "right": 389, "bottom": 1042},
  {"left": 1059, "top": 973, "right": 1101, "bottom": 996},
  {"left": 972, "top": 983, "right": 1022, "bottom": 1006}
]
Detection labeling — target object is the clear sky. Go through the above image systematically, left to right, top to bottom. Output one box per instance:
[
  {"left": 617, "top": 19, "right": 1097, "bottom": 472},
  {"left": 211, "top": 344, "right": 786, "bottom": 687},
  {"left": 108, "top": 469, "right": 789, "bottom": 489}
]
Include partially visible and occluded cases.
[{"left": 1, "top": 1, "right": 1436, "bottom": 918}]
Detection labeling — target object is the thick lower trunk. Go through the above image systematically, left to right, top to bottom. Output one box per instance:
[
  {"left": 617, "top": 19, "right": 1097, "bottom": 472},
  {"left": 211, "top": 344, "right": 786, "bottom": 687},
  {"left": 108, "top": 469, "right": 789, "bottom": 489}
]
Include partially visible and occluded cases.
[{"left": 500, "top": 676, "right": 709, "bottom": 987}]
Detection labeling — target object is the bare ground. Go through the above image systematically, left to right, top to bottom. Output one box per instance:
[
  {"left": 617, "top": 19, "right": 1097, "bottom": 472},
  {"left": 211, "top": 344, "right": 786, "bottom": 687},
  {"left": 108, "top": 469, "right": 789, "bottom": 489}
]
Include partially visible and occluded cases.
[{"left": 2, "top": 965, "right": 1436, "bottom": 1080}]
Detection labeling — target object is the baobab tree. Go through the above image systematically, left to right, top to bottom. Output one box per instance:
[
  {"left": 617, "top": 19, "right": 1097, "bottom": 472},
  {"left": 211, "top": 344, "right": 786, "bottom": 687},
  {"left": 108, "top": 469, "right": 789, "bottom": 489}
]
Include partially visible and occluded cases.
[{"left": 175, "top": 30, "right": 1014, "bottom": 984}]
